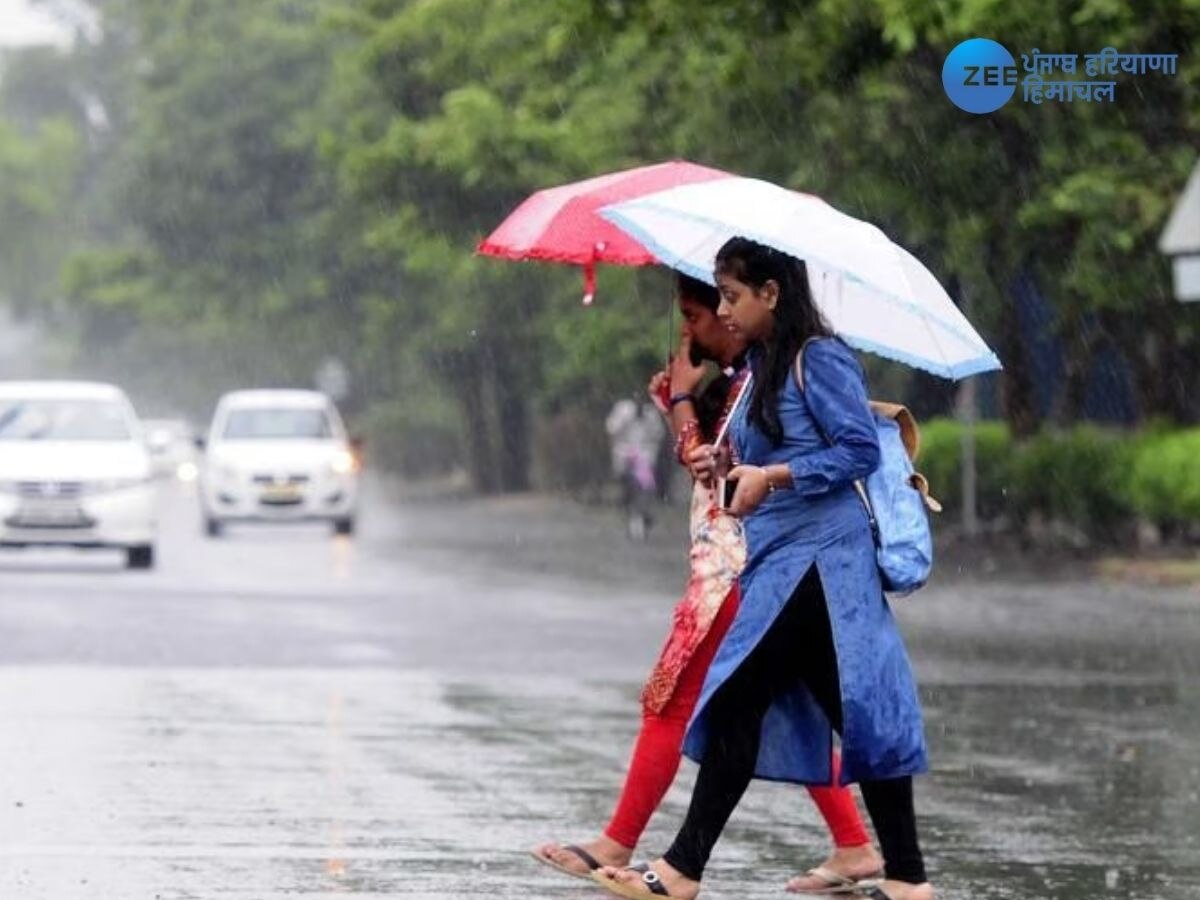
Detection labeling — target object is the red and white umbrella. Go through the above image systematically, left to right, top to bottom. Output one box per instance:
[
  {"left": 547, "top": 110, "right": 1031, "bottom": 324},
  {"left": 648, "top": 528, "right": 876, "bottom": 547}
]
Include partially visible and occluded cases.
[{"left": 477, "top": 160, "right": 730, "bottom": 303}]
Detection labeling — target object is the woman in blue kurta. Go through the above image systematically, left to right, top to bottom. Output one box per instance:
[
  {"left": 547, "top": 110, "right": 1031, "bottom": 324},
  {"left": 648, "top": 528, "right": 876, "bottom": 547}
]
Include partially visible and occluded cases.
[{"left": 594, "top": 239, "right": 933, "bottom": 900}]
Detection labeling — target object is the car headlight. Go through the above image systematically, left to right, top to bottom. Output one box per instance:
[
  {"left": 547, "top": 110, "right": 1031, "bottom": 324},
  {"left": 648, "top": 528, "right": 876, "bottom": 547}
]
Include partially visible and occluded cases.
[{"left": 330, "top": 449, "right": 357, "bottom": 476}]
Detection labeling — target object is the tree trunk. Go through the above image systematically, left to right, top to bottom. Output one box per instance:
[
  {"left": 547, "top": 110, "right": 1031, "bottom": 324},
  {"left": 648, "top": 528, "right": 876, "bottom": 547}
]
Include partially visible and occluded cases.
[
  {"left": 994, "top": 274, "right": 1041, "bottom": 439},
  {"left": 1119, "top": 298, "right": 1193, "bottom": 425},
  {"left": 1162, "top": 309, "right": 1200, "bottom": 424},
  {"left": 1053, "top": 311, "right": 1093, "bottom": 426},
  {"left": 494, "top": 348, "right": 532, "bottom": 492},
  {"left": 1172, "top": 348, "right": 1200, "bottom": 423},
  {"left": 456, "top": 358, "right": 501, "bottom": 494}
]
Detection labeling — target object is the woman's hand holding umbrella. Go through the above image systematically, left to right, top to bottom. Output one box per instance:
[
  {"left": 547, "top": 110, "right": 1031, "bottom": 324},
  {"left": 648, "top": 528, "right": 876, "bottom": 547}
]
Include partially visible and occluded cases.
[{"left": 686, "top": 443, "right": 728, "bottom": 487}]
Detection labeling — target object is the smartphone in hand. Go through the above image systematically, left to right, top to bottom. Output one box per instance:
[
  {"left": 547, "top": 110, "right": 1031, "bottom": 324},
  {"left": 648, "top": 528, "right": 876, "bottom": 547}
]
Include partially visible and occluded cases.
[{"left": 717, "top": 476, "right": 737, "bottom": 510}]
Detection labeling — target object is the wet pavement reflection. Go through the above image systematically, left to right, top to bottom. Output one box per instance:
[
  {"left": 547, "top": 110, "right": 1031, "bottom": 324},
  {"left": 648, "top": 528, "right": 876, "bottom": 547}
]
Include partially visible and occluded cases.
[{"left": 0, "top": 482, "right": 1195, "bottom": 898}]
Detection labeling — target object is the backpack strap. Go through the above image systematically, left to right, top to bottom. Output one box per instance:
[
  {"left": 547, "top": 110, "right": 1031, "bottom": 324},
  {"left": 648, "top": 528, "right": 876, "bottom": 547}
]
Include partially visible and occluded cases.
[
  {"left": 791, "top": 337, "right": 821, "bottom": 393},
  {"left": 870, "top": 401, "right": 919, "bottom": 461}
]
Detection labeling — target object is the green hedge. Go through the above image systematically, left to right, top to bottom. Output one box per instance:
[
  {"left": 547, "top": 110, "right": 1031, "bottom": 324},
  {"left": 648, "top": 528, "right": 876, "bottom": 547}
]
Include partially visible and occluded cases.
[
  {"left": 918, "top": 418, "right": 1200, "bottom": 544},
  {"left": 918, "top": 419, "right": 1014, "bottom": 521},
  {"left": 1008, "top": 426, "right": 1137, "bottom": 541},
  {"left": 1128, "top": 430, "right": 1200, "bottom": 526}
]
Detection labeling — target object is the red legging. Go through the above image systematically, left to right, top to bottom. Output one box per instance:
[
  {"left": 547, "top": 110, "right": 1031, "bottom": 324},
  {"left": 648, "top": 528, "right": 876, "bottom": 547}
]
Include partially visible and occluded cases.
[{"left": 605, "top": 585, "right": 871, "bottom": 850}]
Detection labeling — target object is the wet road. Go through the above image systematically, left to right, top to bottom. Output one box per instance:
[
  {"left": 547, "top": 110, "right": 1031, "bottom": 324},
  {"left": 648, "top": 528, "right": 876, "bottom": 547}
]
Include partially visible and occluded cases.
[{"left": 0, "top": 480, "right": 1197, "bottom": 899}]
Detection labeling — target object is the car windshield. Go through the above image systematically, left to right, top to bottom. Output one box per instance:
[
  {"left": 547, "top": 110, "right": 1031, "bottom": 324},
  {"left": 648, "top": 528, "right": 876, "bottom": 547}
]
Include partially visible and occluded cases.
[
  {"left": 0, "top": 398, "right": 134, "bottom": 441},
  {"left": 222, "top": 407, "right": 333, "bottom": 440}
]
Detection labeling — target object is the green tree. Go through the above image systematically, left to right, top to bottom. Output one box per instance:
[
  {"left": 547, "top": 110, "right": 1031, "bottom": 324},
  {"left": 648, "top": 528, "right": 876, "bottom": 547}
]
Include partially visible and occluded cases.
[
  {"left": 6, "top": 0, "right": 1198, "bottom": 493},
  {"left": 53, "top": 0, "right": 370, "bottom": 417},
  {"left": 319, "top": 0, "right": 688, "bottom": 490},
  {"left": 0, "top": 116, "right": 80, "bottom": 313}
]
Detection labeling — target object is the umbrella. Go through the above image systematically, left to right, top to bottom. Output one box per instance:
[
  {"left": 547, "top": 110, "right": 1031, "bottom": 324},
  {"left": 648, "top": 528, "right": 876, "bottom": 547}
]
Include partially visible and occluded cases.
[
  {"left": 477, "top": 160, "right": 730, "bottom": 303},
  {"left": 598, "top": 177, "right": 1001, "bottom": 379}
]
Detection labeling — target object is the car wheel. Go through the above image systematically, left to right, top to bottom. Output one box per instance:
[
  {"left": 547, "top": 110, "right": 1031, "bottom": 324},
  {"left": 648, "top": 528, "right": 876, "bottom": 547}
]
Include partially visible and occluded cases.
[
  {"left": 204, "top": 517, "right": 223, "bottom": 538},
  {"left": 333, "top": 517, "right": 355, "bottom": 536},
  {"left": 126, "top": 545, "right": 155, "bottom": 570}
]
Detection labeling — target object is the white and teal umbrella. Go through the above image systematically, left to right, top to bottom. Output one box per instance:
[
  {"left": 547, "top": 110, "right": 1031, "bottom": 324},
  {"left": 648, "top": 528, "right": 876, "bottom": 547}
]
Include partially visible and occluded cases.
[{"left": 599, "top": 177, "right": 1001, "bottom": 379}]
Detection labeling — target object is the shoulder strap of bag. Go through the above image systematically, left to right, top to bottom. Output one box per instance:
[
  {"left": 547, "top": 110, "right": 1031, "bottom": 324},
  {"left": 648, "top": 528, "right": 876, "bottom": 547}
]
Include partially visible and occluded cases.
[
  {"left": 792, "top": 337, "right": 820, "bottom": 393},
  {"left": 869, "top": 401, "right": 919, "bottom": 462}
]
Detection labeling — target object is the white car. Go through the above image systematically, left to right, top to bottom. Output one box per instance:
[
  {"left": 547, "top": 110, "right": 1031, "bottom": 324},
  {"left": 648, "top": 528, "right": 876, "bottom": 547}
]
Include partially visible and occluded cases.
[
  {"left": 0, "top": 381, "right": 157, "bottom": 569},
  {"left": 199, "top": 390, "right": 359, "bottom": 537}
]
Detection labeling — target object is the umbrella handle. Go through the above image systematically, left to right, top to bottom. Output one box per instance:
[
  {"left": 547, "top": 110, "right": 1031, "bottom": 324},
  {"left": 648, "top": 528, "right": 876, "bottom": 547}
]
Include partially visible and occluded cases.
[
  {"left": 582, "top": 261, "right": 596, "bottom": 305},
  {"left": 711, "top": 371, "right": 753, "bottom": 450}
]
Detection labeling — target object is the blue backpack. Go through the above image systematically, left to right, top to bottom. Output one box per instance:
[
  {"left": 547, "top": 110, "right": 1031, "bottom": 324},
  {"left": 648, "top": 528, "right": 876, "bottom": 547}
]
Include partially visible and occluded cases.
[{"left": 795, "top": 344, "right": 941, "bottom": 595}]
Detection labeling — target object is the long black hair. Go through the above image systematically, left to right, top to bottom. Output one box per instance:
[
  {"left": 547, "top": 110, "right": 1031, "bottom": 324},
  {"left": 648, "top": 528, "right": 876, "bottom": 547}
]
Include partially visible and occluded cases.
[
  {"left": 714, "top": 237, "right": 832, "bottom": 446},
  {"left": 676, "top": 272, "right": 719, "bottom": 312}
]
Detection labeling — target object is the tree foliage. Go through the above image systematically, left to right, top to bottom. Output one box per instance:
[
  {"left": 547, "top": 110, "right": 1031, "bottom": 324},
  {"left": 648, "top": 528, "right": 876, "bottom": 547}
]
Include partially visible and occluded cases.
[{"left": 1, "top": 0, "right": 1197, "bottom": 489}]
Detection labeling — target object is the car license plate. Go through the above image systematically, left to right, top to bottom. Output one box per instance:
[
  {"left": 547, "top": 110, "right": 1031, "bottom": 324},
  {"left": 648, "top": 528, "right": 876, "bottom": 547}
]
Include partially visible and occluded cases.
[
  {"left": 260, "top": 485, "right": 302, "bottom": 505},
  {"left": 8, "top": 500, "right": 91, "bottom": 529}
]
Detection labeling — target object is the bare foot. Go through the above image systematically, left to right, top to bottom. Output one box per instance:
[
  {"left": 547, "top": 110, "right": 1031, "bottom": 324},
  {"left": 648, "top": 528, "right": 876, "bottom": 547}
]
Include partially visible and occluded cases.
[
  {"left": 531, "top": 834, "right": 632, "bottom": 877},
  {"left": 785, "top": 843, "right": 884, "bottom": 893},
  {"left": 594, "top": 859, "right": 700, "bottom": 899}
]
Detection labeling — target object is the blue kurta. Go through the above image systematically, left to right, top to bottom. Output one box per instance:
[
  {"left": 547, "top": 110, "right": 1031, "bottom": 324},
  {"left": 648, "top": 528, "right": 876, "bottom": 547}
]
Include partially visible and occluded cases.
[{"left": 682, "top": 337, "right": 928, "bottom": 786}]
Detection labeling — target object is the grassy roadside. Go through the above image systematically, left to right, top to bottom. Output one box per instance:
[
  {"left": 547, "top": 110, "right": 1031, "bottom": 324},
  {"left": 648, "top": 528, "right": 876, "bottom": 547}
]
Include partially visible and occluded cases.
[{"left": 1096, "top": 556, "right": 1200, "bottom": 587}]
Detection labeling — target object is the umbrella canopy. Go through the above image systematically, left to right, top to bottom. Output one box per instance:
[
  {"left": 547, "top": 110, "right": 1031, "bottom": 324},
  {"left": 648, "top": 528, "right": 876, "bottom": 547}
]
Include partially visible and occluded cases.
[
  {"left": 477, "top": 160, "right": 730, "bottom": 302},
  {"left": 599, "top": 177, "right": 1001, "bottom": 379}
]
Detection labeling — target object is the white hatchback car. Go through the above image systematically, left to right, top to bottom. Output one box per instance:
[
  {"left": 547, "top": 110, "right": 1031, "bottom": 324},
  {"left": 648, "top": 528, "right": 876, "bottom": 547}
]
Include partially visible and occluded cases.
[
  {"left": 0, "top": 381, "right": 157, "bottom": 568},
  {"left": 199, "top": 390, "right": 359, "bottom": 537}
]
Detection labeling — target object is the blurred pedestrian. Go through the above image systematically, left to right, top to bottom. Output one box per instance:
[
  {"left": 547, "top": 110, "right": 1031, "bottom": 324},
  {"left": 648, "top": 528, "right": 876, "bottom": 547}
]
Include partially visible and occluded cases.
[
  {"left": 594, "top": 240, "right": 933, "bottom": 900},
  {"left": 533, "top": 273, "right": 882, "bottom": 894},
  {"left": 606, "top": 390, "right": 667, "bottom": 540}
]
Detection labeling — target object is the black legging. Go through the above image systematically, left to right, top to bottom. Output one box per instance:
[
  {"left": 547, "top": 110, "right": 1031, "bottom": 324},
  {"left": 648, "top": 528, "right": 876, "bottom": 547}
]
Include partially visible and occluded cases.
[{"left": 662, "top": 567, "right": 927, "bottom": 884}]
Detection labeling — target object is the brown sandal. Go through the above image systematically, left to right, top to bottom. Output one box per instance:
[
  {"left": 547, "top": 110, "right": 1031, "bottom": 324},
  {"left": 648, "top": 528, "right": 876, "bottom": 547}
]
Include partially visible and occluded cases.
[{"left": 787, "top": 864, "right": 881, "bottom": 894}]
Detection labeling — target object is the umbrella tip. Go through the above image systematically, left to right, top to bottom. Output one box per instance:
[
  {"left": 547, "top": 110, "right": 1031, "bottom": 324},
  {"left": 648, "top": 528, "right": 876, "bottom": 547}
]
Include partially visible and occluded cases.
[{"left": 582, "top": 292, "right": 595, "bottom": 306}]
